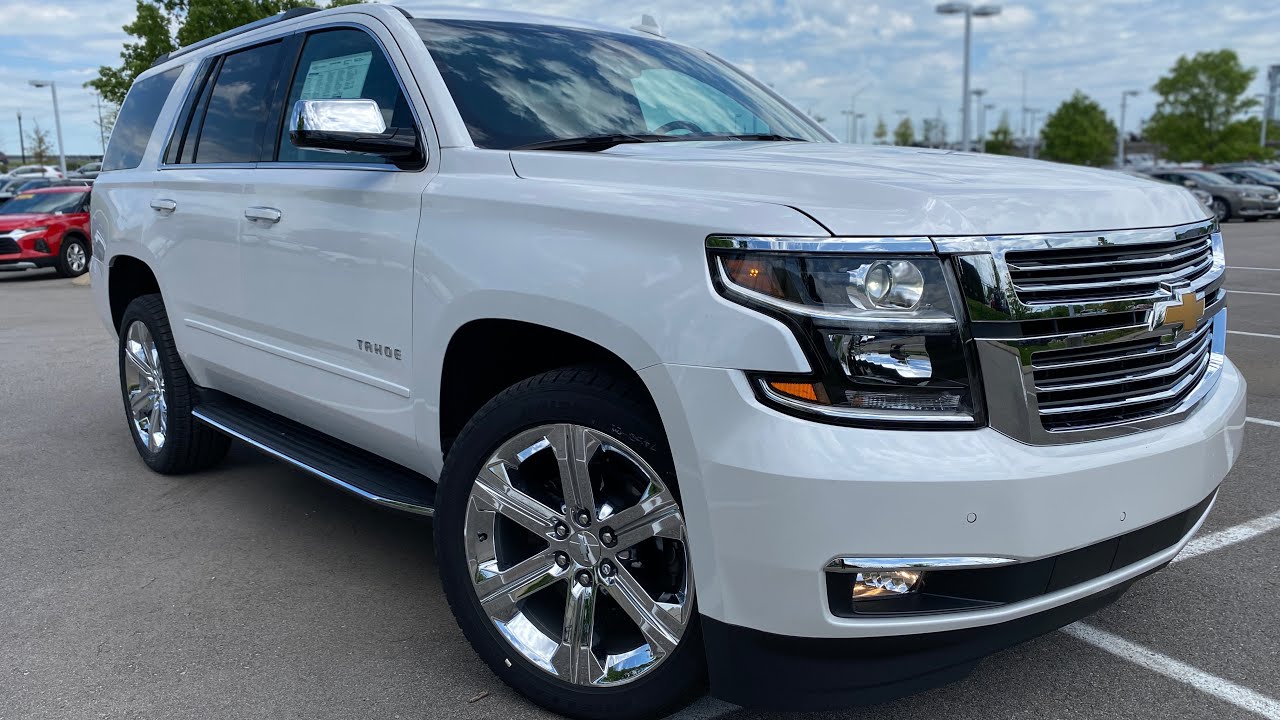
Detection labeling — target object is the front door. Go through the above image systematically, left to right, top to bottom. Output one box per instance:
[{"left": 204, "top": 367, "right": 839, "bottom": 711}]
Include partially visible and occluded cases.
[{"left": 237, "top": 24, "right": 430, "bottom": 467}]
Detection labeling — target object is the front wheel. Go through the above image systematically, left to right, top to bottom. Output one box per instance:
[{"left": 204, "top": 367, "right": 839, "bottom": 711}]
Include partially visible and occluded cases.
[
  {"left": 1210, "top": 198, "right": 1231, "bottom": 223},
  {"left": 56, "top": 236, "right": 88, "bottom": 277},
  {"left": 436, "top": 367, "right": 703, "bottom": 720}
]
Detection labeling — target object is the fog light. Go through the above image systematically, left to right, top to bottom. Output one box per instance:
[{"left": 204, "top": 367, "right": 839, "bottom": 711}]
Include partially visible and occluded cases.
[
  {"left": 34, "top": 239, "right": 50, "bottom": 253},
  {"left": 852, "top": 570, "right": 922, "bottom": 599}
]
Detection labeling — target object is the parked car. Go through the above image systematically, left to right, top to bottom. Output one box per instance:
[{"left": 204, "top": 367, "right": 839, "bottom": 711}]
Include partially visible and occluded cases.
[
  {"left": 91, "top": 7, "right": 1244, "bottom": 719},
  {"left": 68, "top": 161, "right": 102, "bottom": 179},
  {"left": 0, "top": 164, "right": 62, "bottom": 181},
  {"left": 1214, "top": 165, "right": 1280, "bottom": 211},
  {"left": 1145, "top": 168, "right": 1279, "bottom": 222},
  {"left": 1120, "top": 169, "right": 1214, "bottom": 214},
  {"left": 0, "top": 177, "right": 91, "bottom": 204},
  {"left": 0, "top": 186, "right": 92, "bottom": 277}
]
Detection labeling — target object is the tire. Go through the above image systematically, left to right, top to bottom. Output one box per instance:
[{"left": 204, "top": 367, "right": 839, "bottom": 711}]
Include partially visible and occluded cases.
[
  {"left": 1210, "top": 197, "right": 1231, "bottom": 223},
  {"left": 1245, "top": 216, "right": 1260, "bottom": 222},
  {"left": 55, "top": 235, "right": 88, "bottom": 278},
  {"left": 118, "top": 294, "right": 229, "bottom": 474},
  {"left": 435, "top": 367, "right": 704, "bottom": 720}
]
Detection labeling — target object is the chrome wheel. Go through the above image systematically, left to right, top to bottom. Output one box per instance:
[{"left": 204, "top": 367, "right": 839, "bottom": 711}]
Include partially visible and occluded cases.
[
  {"left": 66, "top": 242, "right": 87, "bottom": 273},
  {"left": 122, "top": 320, "right": 167, "bottom": 452},
  {"left": 464, "top": 423, "right": 692, "bottom": 687}
]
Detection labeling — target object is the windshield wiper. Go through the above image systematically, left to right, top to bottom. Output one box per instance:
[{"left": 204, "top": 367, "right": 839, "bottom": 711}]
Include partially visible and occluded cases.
[
  {"left": 513, "top": 134, "right": 685, "bottom": 151},
  {"left": 707, "top": 134, "right": 809, "bottom": 142}
]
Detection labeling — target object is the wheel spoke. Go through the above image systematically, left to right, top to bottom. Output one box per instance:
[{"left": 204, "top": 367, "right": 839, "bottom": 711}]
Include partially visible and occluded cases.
[
  {"left": 124, "top": 344, "right": 152, "bottom": 379},
  {"left": 129, "top": 388, "right": 152, "bottom": 414},
  {"left": 549, "top": 424, "right": 598, "bottom": 518},
  {"left": 473, "top": 461, "right": 559, "bottom": 538},
  {"left": 606, "top": 491, "right": 683, "bottom": 551},
  {"left": 475, "top": 549, "right": 564, "bottom": 620},
  {"left": 608, "top": 564, "right": 684, "bottom": 659},
  {"left": 553, "top": 582, "right": 600, "bottom": 685}
]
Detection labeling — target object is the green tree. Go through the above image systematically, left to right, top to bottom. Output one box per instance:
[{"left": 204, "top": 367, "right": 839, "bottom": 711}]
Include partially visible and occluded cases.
[
  {"left": 90, "top": 0, "right": 371, "bottom": 104},
  {"left": 1145, "top": 49, "right": 1268, "bottom": 163},
  {"left": 1040, "top": 91, "right": 1117, "bottom": 166},
  {"left": 984, "top": 111, "right": 1016, "bottom": 154},
  {"left": 893, "top": 116, "right": 914, "bottom": 146},
  {"left": 873, "top": 117, "right": 888, "bottom": 144},
  {"left": 27, "top": 123, "right": 53, "bottom": 165}
]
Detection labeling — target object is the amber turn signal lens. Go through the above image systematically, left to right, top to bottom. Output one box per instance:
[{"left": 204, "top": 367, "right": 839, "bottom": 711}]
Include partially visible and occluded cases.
[
  {"left": 722, "top": 258, "right": 783, "bottom": 297},
  {"left": 767, "top": 381, "right": 829, "bottom": 404}
]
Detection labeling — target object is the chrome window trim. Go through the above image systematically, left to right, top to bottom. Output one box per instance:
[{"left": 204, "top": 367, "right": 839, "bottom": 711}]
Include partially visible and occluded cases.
[{"left": 826, "top": 556, "right": 1019, "bottom": 572}]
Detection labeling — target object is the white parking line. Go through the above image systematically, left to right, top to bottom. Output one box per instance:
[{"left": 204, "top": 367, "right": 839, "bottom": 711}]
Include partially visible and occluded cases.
[
  {"left": 1229, "top": 266, "right": 1280, "bottom": 272},
  {"left": 1229, "top": 290, "right": 1280, "bottom": 297},
  {"left": 1230, "top": 330, "right": 1280, "bottom": 340},
  {"left": 1247, "top": 416, "right": 1280, "bottom": 428},
  {"left": 1173, "top": 509, "right": 1280, "bottom": 564},
  {"left": 1062, "top": 624, "right": 1280, "bottom": 718}
]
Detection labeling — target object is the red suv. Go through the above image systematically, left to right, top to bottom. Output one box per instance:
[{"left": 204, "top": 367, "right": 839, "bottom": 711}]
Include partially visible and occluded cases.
[{"left": 0, "top": 186, "right": 92, "bottom": 277}]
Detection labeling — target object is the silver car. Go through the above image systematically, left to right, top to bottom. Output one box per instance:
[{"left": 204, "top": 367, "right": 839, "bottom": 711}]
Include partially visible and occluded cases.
[{"left": 1147, "top": 168, "right": 1280, "bottom": 222}]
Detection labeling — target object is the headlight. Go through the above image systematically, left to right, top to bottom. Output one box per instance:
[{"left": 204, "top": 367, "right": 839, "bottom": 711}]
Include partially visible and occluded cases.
[
  {"left": 1242, "top": 191, "right": 1262, "bottom": 201},
  {"left": 11, "top": 226, "right": 48, "bottom": 238},
  {"left": 708, "top": 240, "right": 983, "bottom": 427}
]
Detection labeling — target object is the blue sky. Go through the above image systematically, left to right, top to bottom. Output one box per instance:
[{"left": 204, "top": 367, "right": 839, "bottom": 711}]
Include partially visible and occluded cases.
[{"left": 1, "top": 0, "right": 1277, "bottom": 157}]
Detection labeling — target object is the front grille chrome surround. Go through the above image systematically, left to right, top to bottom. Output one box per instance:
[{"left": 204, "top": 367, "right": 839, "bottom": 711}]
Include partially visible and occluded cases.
[{"left": 943, "top": 219, "right": 1226, "bottom": 445}]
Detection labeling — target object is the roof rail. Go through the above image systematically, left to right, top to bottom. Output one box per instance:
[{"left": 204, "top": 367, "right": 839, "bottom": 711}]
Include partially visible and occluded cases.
[{"left": 150, "top": 7, "right": 321, "bottom": 68}]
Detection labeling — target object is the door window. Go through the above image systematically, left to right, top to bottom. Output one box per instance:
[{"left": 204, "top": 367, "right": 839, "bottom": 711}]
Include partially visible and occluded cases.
[
  {"left": 275, "top": 28, "right": 414, "bottom": 164},
  {"left": 193, "top": 41, "right": 286, "bottom": 163}
]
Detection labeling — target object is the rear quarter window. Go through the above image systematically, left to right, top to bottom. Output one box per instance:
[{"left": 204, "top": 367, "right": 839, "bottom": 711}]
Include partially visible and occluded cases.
[{"left": 102, "top": 66, "right": 183, "bottom": 172}]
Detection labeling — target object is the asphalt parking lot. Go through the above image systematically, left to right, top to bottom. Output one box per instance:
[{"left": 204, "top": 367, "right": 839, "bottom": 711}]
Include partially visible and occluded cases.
[{"left": 2, "top": 221, "right": 1279, "bottom": 720}]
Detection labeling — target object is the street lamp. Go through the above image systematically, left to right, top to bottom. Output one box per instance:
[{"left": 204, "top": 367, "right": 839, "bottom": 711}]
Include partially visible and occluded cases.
[
  {"left": 936, "top": 2, "right": 1002, "bottom": 152},
  {"left": 28, "top": 80, "right": 67, "bottom": 177},
  {"left": 971, "top": 88, "right": 987, "bottom": 151},
  {"left": 1117, "top": 89, "right": 1140, "bottom": 167},
  {"left": 981, "top": 102, "right": 995, "bottom": 152},
  {"left": 1026, "top": 108, "right": 1042, "bottom": 158},
  {"left": 16, "top": 111, "right": 25, "bottom": 165},
  {"left": 855, "top": 112, "right": 866, "bottom": 143}
]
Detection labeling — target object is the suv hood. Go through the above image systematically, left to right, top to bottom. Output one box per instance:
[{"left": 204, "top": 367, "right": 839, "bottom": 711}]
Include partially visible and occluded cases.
[
  {"left": 510, "top": 142, "right": 1209, "bottom": 237},
  {"left": 0, "top": 213, "right": 56, "bottom": 230}
]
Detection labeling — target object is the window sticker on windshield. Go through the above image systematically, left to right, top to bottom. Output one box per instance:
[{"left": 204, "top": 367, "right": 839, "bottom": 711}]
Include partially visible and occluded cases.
[
  {"left": 300, "top": 51, "right": 373, "bottom": 100},
  {"left": 16, "top": 194, "right": 34, "bottom": 200}
]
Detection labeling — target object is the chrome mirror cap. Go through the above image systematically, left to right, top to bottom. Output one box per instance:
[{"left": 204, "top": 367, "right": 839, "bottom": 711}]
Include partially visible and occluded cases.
[{"left": 290, "top": 98, "right": 387, "bottom": 135}]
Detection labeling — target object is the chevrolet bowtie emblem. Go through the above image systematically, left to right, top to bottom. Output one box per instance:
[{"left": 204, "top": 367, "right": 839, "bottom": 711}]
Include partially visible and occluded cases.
[{"left": 1151, "top": 286, "right": 1205, "bottom": 338}]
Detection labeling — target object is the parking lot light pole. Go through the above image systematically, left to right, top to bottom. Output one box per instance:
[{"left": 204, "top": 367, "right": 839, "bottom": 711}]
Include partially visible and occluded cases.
[
  {"left": 936, "top": 2, "right": 1002, "bottom": 152},
  {"left": 28, "top": 80, "right": 67, "bottom": 177},
  {"left": 971, "top": 88, "right": 987, "bottom": 151},
  {"left": 1117, "top": 90, "right": 1139, "bottom": 167},
  {"left": 16, "top": 111, "right": 25, "bottom": 165}
]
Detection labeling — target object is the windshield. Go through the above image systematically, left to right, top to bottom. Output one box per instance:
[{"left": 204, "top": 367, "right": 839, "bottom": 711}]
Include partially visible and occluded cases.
[
  {"left": 413, "top": 19, "right": 827, "bottom": 149},
  {"left": 1243, "top": 168, "right": 1280, "bottom": 183},
  {"left": 1185, "top": 171, "right": 1234, "bottom": 185},
  {"left": 0, "top": 192, "right": 86, "bottom": 215}
]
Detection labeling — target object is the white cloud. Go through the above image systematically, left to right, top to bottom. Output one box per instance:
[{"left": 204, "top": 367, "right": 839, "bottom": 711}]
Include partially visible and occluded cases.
[{"left": 0, "top": 0, "right": 1277, "bottom": 154}]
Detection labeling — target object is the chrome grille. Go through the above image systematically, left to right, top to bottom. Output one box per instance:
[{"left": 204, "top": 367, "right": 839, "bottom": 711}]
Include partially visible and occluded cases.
[
  {"left": 944, "top": 219, "right": 1228, "bottom": 445},
  {"left": 1005, "top": 228, "right": 1215, "bottom": 304},
  {"left": 1031, "top": 321, "right": 1214, "bottom": 432}
]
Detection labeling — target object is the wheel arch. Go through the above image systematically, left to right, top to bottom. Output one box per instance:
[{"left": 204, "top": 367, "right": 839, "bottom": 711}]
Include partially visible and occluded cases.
[
  {"left": 108, "top": 254, "right": 161, "bottom": 334},
  {"left": 437, "top": 318, "right": 662, "bottom": 456}
]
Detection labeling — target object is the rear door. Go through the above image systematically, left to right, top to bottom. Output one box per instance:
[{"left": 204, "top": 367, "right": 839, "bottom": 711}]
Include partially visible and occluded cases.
[
  {"left": 235, "top": 22, "right": 431, "bottom": 466},
  {"left": 151, "top": 40, "right": 290, "bottom": 384}
]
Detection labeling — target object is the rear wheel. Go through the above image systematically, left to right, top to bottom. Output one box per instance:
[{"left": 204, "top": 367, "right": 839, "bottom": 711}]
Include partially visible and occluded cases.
[
  {"left": 56, "top": 236, "right": 88, "bottom": 277},
  {"left": 118, "top": 294, "right": 229, "bottom": 474},
  {"left": 436, "top": 367, "right": 703, "bottom": 720}
]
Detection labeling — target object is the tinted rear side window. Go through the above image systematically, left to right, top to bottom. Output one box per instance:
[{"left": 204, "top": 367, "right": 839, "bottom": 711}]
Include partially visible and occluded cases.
[
  {"left": 194, "top": 42, "right": 285, "bottom": 163},
  {"left": 102, "top": 67, "right": 182, "bottom": 171}
]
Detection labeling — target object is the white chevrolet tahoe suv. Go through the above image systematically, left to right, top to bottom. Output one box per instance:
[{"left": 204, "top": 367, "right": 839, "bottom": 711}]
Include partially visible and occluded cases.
[{"left": 91, "top": 5, "right": 1247, "bottom": 718}]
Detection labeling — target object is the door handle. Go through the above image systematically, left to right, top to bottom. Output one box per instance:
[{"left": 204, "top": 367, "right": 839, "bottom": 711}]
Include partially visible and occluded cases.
[
  {"left": 150, "top": 198, "right": 177, "bottom": 213},
  {"left": 244, "top": 206, "right": 282, "bottom": 224}
]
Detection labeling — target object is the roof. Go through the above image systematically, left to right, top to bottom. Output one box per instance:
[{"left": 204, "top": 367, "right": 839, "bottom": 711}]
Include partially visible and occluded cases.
[{"left": 407, "top": 6, "right": 648, "bottom": 35}]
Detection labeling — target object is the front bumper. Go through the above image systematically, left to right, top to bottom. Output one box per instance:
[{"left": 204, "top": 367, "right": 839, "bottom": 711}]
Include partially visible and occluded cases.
[
  {"left": 1237, "top": 199, "right": 1280, "bottom": 216},
  {"left": 640, "top": 358, "right": 1245, "bottom": 704}
]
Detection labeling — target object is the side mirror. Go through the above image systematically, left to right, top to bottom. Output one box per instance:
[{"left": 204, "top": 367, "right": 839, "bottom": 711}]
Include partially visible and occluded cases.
[
  {"left": 288, "top": 99, "right": 420, "bottom": 162},
  {"left": 1182, "top": 179, "right": 1198, "bottom": 188}
]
